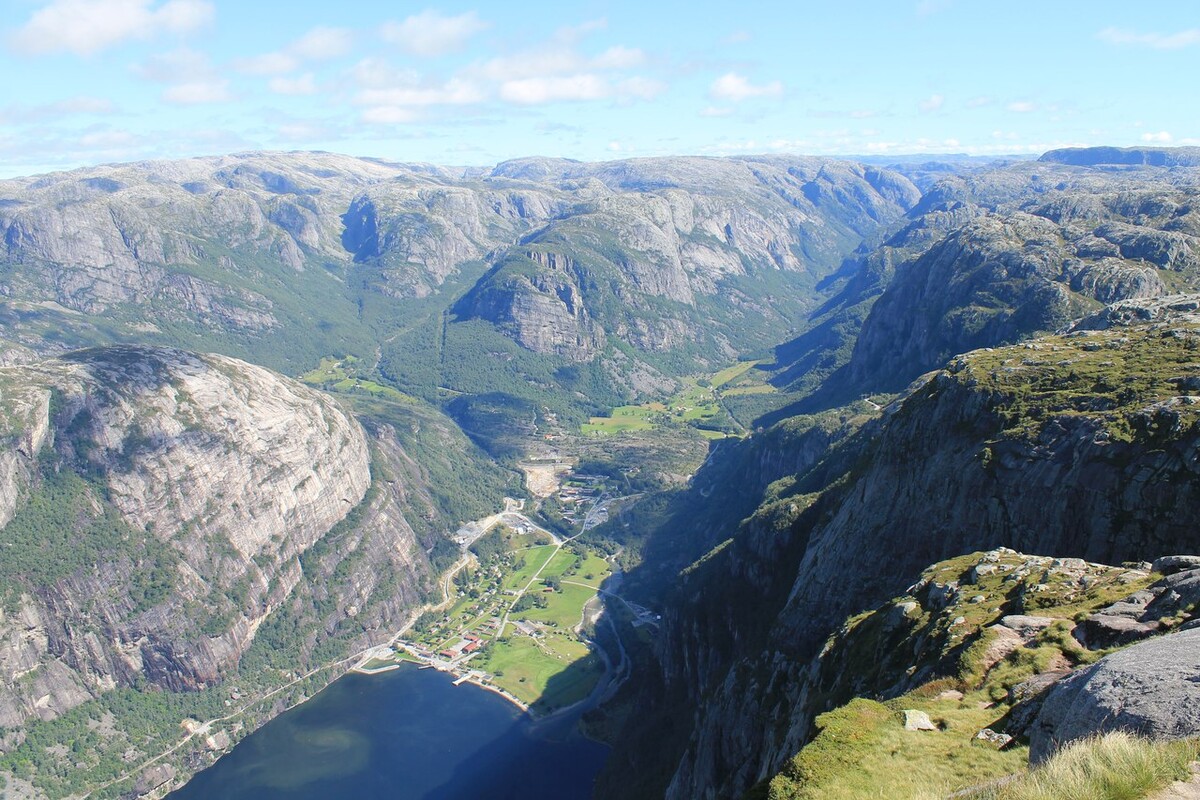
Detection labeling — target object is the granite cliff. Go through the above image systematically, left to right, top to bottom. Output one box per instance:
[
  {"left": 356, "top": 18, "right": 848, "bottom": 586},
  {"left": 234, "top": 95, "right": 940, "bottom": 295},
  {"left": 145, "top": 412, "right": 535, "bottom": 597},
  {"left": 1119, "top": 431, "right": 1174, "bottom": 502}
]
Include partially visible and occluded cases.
[{"left": 0, "top": 344, "right": 499, "bottom": 797}]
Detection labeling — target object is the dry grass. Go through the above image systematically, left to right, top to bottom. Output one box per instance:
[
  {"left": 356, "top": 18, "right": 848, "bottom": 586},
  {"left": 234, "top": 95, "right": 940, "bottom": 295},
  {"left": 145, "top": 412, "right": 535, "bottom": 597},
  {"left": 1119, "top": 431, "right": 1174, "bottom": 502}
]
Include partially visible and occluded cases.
[{"left": 940, "top": 733, "right": 1199, "bottom": 800}]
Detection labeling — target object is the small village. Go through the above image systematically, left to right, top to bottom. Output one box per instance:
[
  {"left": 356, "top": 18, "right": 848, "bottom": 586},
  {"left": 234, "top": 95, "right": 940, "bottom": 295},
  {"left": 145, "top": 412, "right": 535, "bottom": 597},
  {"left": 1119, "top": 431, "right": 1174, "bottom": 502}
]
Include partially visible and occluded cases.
[{"left": 350, "top": 470, "right": 642, "bottom": 716}]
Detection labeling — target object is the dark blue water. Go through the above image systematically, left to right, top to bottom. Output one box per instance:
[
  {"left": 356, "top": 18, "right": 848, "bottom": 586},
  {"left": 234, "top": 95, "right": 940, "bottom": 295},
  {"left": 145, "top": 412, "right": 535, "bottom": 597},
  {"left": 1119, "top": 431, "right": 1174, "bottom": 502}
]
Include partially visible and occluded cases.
[{"left": 167, "top": 665, "right": 608, "bottom": 800}]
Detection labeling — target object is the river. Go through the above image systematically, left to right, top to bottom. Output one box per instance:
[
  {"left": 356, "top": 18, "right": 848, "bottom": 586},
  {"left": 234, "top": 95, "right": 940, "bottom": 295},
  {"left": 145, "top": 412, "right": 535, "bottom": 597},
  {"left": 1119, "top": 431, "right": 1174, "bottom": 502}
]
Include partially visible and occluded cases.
[{"left": 166, "top": 664, "right": 609, "bottom": 799}]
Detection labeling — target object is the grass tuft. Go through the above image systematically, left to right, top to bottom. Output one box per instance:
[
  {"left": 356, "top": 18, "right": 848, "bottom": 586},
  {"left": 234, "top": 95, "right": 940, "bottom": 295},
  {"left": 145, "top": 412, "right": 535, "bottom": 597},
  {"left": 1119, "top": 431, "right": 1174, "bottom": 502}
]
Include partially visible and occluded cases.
[{"left": 948, "top": 733, "right": 1199, "bottom": 800}]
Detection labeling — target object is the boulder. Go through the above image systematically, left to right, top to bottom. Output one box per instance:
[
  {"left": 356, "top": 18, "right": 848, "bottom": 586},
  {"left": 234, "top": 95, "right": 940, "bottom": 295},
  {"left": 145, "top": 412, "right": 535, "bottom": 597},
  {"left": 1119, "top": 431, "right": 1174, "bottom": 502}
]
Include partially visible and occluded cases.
[
  {"left": 1153, "top": 556, "right": 1200, "bottom": 575},
  {"left": 1075, "top": 569, "right": 1200, "bottom": 648},
  {"left": 1075, "top": 614, "right": 1163, "bottom": 648},
  {"left": 998, "top": 615, "right": 1056, "bottom": 642},
  {"left": 1029, "top": 629, "right": 1200, "bottom": 762},
  {"left": 1005, "top": 670, "right": 1073, "bottom": 738},
  {"left": 903, "top": 709, "right": 938, "bottom": 731},
  {"left": 975, "top": 728, "right": 1014, "bottom": 748}
]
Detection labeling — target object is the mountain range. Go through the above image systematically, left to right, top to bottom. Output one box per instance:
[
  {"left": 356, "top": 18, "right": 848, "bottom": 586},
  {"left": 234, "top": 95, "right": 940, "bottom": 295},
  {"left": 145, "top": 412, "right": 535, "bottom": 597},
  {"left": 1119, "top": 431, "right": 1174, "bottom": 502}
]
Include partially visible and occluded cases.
[{"left": 1, "top": 145, "right": 1199, "bottom": 799}]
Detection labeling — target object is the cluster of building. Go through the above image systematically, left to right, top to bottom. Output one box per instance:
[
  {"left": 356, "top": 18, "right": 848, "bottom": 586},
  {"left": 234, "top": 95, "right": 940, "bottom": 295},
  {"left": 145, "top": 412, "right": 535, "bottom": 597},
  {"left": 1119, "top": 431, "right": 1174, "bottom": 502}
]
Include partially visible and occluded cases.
[
  {"left": 557, "top": 474, "right": 605, "bottom": 525},
  {"left": 438, "top": 632, "right": 484, "bottom": 661}
]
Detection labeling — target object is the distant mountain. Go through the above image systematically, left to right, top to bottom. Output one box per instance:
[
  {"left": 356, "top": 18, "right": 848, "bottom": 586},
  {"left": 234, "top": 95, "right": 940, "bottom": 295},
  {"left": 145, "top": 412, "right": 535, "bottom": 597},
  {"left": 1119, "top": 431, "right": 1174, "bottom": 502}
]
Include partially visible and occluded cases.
[
  {"left": 1040, "top": 145, "right": 1200, "bottom": 167},
  {"left": 0, "top": 153, "right": 918, "bottom": 433},
  {"left": 761, "top": 155, "right": 1200, "bottom": 420}
]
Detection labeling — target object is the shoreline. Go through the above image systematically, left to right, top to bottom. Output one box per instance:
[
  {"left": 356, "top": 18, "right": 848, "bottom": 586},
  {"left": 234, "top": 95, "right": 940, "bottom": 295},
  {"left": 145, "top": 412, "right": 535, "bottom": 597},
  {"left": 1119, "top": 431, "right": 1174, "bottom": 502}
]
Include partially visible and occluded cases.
[{"left": 373, "top": 643, "right": 533, "bottom": 714}]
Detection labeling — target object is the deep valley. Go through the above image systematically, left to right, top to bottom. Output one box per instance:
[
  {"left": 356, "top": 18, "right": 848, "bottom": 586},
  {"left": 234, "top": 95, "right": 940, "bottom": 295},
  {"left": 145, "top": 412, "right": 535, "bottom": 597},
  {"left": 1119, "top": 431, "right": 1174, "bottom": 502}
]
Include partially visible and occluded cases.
[{"left": 2, "top": 144, "right": 1200, "bottom": 800}]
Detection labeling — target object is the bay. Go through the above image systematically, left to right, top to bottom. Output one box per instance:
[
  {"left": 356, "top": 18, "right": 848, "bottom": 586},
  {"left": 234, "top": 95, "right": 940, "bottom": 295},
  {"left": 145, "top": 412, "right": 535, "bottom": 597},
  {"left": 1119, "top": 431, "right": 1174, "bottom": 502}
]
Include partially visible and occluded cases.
[{"left": 167, "top": 664, "right": 609, "bottom": 799}]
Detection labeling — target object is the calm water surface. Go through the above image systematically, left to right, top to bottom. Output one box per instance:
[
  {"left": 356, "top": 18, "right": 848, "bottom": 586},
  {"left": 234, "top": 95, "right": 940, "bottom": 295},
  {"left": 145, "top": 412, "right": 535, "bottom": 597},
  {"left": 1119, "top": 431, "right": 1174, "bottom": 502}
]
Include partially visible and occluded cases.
[{"left": 167, "top": 664, "right": 608, "bottom": 800}]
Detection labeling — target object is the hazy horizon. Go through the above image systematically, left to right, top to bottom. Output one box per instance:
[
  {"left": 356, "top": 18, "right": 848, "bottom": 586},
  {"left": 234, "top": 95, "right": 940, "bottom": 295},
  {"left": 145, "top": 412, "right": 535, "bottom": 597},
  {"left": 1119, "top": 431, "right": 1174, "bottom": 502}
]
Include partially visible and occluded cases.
[{"left": 0, "top": 0, "right": 1196, "bottom": 178}]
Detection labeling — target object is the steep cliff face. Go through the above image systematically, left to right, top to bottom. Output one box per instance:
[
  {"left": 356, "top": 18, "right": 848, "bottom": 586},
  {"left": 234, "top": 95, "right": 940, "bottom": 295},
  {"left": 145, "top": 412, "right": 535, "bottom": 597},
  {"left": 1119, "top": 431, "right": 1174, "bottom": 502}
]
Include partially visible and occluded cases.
[
  {"left": 600, "top": 303, "right": 1200, "bottom": 799},
  {"left": 0, "top": 345, "right": 376, "bottom": 729},
  {"left": 0, "top": 345, "right": 511, "bottom": 798}
]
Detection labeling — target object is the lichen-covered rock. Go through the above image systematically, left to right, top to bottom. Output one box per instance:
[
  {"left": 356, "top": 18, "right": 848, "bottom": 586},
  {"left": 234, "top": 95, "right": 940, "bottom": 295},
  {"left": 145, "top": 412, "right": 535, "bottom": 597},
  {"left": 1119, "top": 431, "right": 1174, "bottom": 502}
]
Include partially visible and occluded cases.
[
  {"left": 1075, "top": 568, "right": 1200, "bottom": 649},
  {"left": 1028, "top": 629, "right": 1200, "bottom": 762}
]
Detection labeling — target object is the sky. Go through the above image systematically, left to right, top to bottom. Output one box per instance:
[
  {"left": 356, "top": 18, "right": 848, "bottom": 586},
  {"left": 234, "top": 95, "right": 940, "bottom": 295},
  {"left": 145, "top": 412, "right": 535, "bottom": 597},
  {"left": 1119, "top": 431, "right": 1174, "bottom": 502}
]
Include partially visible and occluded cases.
[{"left": 0, "top": 0, "right": 1196, "bottom": 177}]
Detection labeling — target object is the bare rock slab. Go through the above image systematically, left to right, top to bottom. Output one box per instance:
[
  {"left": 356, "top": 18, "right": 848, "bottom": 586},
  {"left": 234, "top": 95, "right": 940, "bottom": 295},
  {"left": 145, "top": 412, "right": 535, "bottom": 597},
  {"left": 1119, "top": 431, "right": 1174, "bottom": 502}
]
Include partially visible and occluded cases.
[{"left": 1030, "top": 628, "right": 1200, "bottom": 762}]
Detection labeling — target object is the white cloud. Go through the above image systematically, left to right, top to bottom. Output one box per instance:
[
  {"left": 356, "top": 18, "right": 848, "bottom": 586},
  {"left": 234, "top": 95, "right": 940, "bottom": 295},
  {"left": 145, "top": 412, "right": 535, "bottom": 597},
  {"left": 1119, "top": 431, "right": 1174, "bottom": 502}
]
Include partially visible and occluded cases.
[
  {"left": 11, "top": 0, "right": 213, "bottom": 57},
  {"left": 381, "top": 10, "right": 488, "bottom": 57},
  {"left": 553, "top": 18, "right": 607, "bottom": 44},
  {"left": 350, "top": 24, "right": 660, "bottom": 115},
  {"left": 235, "top": 26, "right": 352, "bottom": 77},
  {"left": 1097, "top": 26, "right": 1200, "bottom": 50},
  {"left": 289, "top": 27, "right": 352, "bottom": 60},
  {"left": 722, "top": 31, "right": 752, "bottom": 44},
  {"left": 591, "top": 45, "right": 645, "bottom": 70},
  {"left": 133, "top": 47, "right": 210, "bottom": 82},
  {"left": 134, "top": 48, "right": 230, "bottom": 104},
  {"left": 477, "top": 49, "right": 580, "bottom": 82},
  {"left": 235, "top": 52, "right": 299, "bottom": 76},
  {"left": 350, "top": 58, "right": 420, "bottom": 90},
  {"left": 269, "top": 73, "right": 318, "bottom": 96},
  {"left": 354, "top": 73, "right": 484, "bottom": 123},
  {"left": 709, "top": 73, "right": 783, "bottom": 102},
  {"left": 500, "top": 74, "right": 609, "bottom": 105},
  {"left": 617, "top": 76, "right": 666, "bottom": 101},
  {"left": 162, "top": 79, "right": 229, "bottom": 104},
  {"left": 357, "top": 79, "right": 484, "bottom": 107},
  {"left": 919, "top": 93, "right": 944, "bottom": 112},
  {"left": 0, "top": 95, "right": 117, "bottom": 124},
  {"left": 966, "top": 95, "right": 993, "bottom": 108},
  {"left": 54, "top": 96, "right": 116, "bottom": 114},
  {"left": 1007, "top": 101, "right": 1037, "bottom": 113},
  {"left": 361, "top": 106, "right": 421, "bottom": 125},
  {"left": 700, "top": 106, "right": 733, "bottom": 118},
  {"left": 79, "top": 128, "right": 142, "bottom": 148},
  {"left": 1141, "top": 131, "right": 1173, "bottom": 143}
]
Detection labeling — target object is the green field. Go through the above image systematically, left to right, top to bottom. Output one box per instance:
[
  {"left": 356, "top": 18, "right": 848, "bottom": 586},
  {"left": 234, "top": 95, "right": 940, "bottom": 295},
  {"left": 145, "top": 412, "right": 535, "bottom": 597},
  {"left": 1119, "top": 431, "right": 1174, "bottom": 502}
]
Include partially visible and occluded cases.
[
  {"left": 710, "top": 360, "right": 758, "bottom": 388},
  {"left": 581, "top": 361, "right": 772, "bottom": 437},
  {"left": 722, "top": 384, "right": 776, "bottom": 396},
  {"left": 581, "top": 406, "right": 657, "bottom": 435},
  {"left": 405, "top": 527, "right": 615, "bottom": 714},
  {"left": 505, "top": 530, "right": 554, "bottom": 549},
  {"left": 503, "top": 545, "right": 558, "bottom": 591},
  {"left": 521, "top": 582, "right": 599, "bottom": 628},
  {"left": 481, "top": 635, "right": 604, "bottom": 709}
]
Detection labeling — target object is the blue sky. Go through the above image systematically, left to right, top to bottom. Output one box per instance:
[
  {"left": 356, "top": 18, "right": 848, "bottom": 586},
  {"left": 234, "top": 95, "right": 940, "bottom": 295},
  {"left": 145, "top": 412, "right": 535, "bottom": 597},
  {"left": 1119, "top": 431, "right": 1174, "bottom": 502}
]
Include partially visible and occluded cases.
[{"left": 0, "top": 0, "right": 1196, "bottom": 176}]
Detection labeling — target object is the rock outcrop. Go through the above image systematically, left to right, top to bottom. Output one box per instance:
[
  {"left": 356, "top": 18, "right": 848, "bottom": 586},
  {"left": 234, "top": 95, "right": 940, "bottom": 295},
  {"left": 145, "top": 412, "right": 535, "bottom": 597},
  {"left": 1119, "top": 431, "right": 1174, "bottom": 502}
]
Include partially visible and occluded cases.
[
  {"left": 1040, "top": 146, "right": 1200, "bottom": 168},
  {"left": 1028, "top": 629, "right": 1200, "bottom": 762}
]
